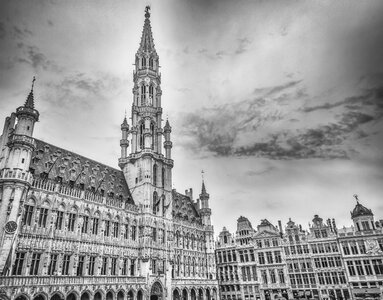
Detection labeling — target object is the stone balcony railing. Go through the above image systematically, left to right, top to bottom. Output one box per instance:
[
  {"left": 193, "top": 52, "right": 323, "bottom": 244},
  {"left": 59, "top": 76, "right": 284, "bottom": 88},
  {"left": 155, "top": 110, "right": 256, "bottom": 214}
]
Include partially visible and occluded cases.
[
  {"left": 8, "top": 134, "right": 37, "bottom": 149},
  {"left": 0, "top": 168, "right": 34, "bottom": 185},
  {"left": 0, "top": 275, "right": 146, "bottom": 288}
]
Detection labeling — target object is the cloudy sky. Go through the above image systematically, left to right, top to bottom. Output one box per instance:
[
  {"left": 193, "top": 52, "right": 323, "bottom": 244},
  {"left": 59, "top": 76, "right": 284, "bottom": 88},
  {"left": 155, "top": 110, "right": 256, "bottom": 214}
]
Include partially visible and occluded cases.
[{"left": 1, "top": 0, "right": 383, "bottom": 235}]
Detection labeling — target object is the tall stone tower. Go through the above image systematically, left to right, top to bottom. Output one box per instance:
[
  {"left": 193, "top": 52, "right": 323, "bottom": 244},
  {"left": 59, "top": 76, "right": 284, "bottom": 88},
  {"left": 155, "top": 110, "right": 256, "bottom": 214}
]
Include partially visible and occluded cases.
[
  {"left": 119, "top": 5, "right": 173, "bottom": 218},
  {"left": 118, "top": 6, "right": 174, "bottom": 297},
  {"left": 0, "top": 79, "right": 39, "bottom": 274}
]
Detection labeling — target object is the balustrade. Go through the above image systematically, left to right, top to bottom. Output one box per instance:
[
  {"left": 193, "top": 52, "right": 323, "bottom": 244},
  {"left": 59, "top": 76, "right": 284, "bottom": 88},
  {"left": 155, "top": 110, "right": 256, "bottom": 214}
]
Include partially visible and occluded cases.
[
  {"left": 0, "top": 168, "right": 33, "bottom": 184},
  {"left": 0, "top": 275, "right": 145, "bottom": 287}
]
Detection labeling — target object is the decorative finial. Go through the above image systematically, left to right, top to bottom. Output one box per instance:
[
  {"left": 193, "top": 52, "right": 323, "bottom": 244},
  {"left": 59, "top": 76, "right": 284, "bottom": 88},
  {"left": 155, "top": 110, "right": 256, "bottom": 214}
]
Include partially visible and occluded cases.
[
  {"left": 145, "top": 5, "right": 151, "bottom": 18},
  {"left": 31, "top": 76, "right": 36, "bottom": 92},
  {"left": 201, "top": 169, "right": 205, "bottom": 180},
  {"left": 353, "top": 194, "right": 359, "bottom": 204}
]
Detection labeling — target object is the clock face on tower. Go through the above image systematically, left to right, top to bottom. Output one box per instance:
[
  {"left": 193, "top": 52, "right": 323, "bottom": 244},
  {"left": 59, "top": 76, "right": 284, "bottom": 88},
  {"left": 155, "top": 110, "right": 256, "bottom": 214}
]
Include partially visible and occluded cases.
[{"left": 4, "top": 220, "right": 17, "bottom": 234}]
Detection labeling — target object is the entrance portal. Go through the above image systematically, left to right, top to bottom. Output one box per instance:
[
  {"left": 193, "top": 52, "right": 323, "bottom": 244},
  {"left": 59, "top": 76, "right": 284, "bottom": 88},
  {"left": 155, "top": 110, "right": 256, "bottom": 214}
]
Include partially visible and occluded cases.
[{"left": 150, "top": 282, "right": 163, "bottom": 300}]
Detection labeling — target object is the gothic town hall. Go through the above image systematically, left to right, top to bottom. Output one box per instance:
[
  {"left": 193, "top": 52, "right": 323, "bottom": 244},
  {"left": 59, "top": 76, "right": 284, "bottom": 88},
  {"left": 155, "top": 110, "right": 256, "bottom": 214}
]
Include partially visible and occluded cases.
[{"left": 0, "top": 7, "right": 219, "bottom": 300}]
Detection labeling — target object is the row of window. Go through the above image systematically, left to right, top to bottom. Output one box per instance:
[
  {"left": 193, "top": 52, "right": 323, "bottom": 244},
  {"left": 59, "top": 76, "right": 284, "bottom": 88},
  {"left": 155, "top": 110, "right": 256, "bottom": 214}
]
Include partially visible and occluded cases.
[
  {"left": 23, "top": 205, "right": 138, "bottom": 240},
  {"left": 175, "top": 231, "right": 206, "bottom": 251},
  {"left": 342, "top": 240, "right": 383, "bottom": 255},
  {"left": 311, "top": 242, "right": 339, "bottom": 254},
  {"left": 284, "top": 244, "right": 310, "bottom": 255},
  {"left": 217, "top": 249, "right": 237, "bottom": 263},
  {"left": 258, "top": 251, "right": 282, "bottom": 265},
  {"left": 12, "top": 252, "right": 136, "bottom": 276},
  {"left": 174, "top": 256, "right": 209, "bottom": 278},
  {"left": 313, "top": 256, "right": 343, "bottom": 269},
  {"left": 287, "top": 258, "right": 313, "bottom": 272},
  {"left": 346, "top": 259, "right": 383, "bottom": 276},
  {"left": 241, "top": 265, "right": 257, "bottom": 282},
  {"left": 261, "top": 269, "right": 286, "bottom": 284},
  {"left": 317, "top": 271, "right": 347, "bottom": 285},
  {"left": 288, "top": 273, "right": 316, "bottom": 286}
]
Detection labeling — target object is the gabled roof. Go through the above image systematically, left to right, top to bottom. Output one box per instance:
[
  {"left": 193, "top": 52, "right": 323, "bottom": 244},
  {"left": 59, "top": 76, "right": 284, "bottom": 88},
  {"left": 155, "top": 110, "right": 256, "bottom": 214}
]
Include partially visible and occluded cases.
[{"left": 30, "top": 139, "right": 133, "bottom": 204}]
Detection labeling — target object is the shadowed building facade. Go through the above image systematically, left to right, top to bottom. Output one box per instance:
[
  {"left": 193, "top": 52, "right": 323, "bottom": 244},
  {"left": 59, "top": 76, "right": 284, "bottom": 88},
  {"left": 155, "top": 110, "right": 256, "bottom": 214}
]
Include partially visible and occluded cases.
[{"left": 0, "top": 7, "right": 218, "bottom": 300}]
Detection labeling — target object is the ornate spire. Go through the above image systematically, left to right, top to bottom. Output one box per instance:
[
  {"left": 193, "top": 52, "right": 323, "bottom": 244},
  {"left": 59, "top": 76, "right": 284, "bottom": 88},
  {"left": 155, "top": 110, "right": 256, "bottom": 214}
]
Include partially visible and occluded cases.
[
  {"left": 138, "top": 6, "right": 156, "bottom": 54},
  {"left": 24, "top": 76, "right": 36, "bottom": 109},
  {"left": 121, "top": 113, "right": 129, "bottom": 130},
  {"left": 201, "top": 170, "right": 207, "bottom": 194}
]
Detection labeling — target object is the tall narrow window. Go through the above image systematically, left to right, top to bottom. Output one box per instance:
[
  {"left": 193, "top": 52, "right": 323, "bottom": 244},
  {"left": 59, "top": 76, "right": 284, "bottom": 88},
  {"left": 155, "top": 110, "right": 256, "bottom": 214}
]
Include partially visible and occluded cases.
[
  {"left": 142, "top": 57, "right": 146, "bottom": 68},
  {"left": 149, "top": 57, "right": 153, "bottom": 69},
  {"left": 141, "top": 85, "right": 146, "bottom": 105},
  {"left": 149, "top": 85, "right": 154, "bottom": 106},
  {"left": 150, "top": 122, "right": 155, "bottom": 149},
  {"left": 139, "top": 123, "right": 144, "bottom": 149},
  {"left": 153, "top": 164, "right": 157, "bottom": 186},
  {"left": 162, "top": 167, "right": 165, "bottom": 187},
  {"left": 153, "top": 192, "right": 158, "bottom": 215},
  {"left": 22, "top": 205, "right": 34, "bottom": 226},
  {"left": 38, "top": 208, "right": 48, "bottom": 227},
  {"left": 56, "top": 211, "right": 63, "bottom": 230},
  {"left": 68, "top": 213, "right": 76, "bottom": 231},
  {"left": 82, "top": 216, "right": 89, "bottom": 233},
  {"left": 92, "top": 218, "right": 99, "bottom": 235},
  {"left": 105, "top": 220, "right": 110, "bottom": 237},
  {"left": 113, "top": 222, "right": 119, "bottom": 238},
  {"left": 124, "top": 224, "right": 129, "bottom": 239},
  {"left": 131, "top": 225, "right": 136, "bottom": 241},
  {"left": 12, "top": 252, "right": 25, "bottom": 275},
  {"left": 29, "top": 253, "right": 41, "bottom": 275},
  {"left": 48, "top": 254, "right": 58, "bottom": 275},
  {"left": 62, "top": 254, "right": 70, "bottom": 275},
  {"left": 76, "top": 255, "right": 85, "bottom": 276},
  {"left": 88, "top": 256, "right": 95, "bottom": 275},
  {"left": 101, "top": 257, "right": 108, "bottom": 275},
  {"left": 111, "top": 257, "right": 117, "bottom": 275},
  {"left": 122, "top": 258, "right": 128, "bottom": 275},
  {"left": 130, "top": 259, "right": 135, "bottom": 276}
]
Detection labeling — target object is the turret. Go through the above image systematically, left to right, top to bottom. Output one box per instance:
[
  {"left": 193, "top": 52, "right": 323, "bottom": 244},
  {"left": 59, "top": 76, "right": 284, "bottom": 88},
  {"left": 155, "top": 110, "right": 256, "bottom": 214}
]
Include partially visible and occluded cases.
[
  {"left": 0, "top": 78, "right": 39, "bottom": 274},
  {"left": 120, "top": 115, "right": 130, "bottom": 161},
  {"left": 163, "top": 119, "right": 172, "bottom": 159},
  {"left": 199, "top": 179, "right": 211, "bottom": 226},
  {"left": 351, "top": 194, "right": 375, "bottom": 231}
]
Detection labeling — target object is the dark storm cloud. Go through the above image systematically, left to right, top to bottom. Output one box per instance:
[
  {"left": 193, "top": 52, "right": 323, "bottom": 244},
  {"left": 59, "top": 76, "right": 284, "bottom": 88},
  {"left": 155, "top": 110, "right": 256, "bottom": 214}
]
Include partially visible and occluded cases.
[
  {"left": 15, "top": 44, "right": 62, "bottom": 72},
  {"left": 178, "top": 76, "right": 383, "bottom": 160}
]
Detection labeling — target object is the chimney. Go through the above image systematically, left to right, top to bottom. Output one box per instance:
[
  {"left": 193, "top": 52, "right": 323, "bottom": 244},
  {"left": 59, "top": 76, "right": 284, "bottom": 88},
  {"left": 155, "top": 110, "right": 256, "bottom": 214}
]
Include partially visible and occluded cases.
[
  {"left": 189, "top": 188, "right": 193, "bottom": 201},
  {"left": 327, "top": 218, "right": 333, "bottom": 232},
  {"left": 332, "top": 218, "right": 337, "bottom": 234},
  {"left": 278, "top": 220, "right": 283, "bottom": 235}
]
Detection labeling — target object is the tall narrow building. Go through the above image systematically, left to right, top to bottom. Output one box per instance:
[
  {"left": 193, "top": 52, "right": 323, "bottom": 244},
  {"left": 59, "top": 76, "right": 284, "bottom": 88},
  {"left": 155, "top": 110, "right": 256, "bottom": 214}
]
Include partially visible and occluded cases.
[{"left": 0, "top": 7, "right": 218, "bottom": 300}]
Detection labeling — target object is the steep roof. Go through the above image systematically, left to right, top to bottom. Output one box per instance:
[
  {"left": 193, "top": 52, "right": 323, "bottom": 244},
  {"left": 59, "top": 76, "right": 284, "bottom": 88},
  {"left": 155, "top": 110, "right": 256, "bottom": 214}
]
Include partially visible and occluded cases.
[
  {"left": 138, "top": 6, "right": 156, "bottom": 54},
  {"left": 30, "top": 139, "right": 133, "bottom": 204},
  {"left": 172, "top": 190, "right": 201, "bottom": 224},
  {"left": 351, "top": 202, "right": 373, "bottom": 218}
]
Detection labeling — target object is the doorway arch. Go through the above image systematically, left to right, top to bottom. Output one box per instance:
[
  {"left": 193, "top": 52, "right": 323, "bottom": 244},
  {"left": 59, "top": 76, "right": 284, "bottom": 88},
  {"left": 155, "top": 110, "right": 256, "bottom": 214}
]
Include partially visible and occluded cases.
[{"left": 150, "top": 282, "right": 163, "bottom": 300}]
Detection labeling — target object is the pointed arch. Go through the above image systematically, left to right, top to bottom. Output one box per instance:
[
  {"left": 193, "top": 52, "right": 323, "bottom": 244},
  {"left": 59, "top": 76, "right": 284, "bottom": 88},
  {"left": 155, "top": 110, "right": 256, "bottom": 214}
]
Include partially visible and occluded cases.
[{"left": 153, "top": 164, "right": 157, "bottom": 186}]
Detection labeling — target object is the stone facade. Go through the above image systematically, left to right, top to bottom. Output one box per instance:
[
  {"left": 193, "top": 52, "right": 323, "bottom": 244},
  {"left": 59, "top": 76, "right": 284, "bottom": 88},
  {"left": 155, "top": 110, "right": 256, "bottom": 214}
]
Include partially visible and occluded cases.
[
  {"left": 0, "top": 7, "right": 218, "bottom": 300},
  {"left": 216, "top": 202, "right": 383, "bottom": 300}
]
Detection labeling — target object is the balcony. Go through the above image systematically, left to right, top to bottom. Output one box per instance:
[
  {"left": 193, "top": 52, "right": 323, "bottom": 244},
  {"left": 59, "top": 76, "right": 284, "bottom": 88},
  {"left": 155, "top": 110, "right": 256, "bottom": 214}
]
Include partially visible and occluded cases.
[
  {"left": 7, "top": 134, "right": 37, "bottom": 149},
  {"left": 0, "top": 168, "right": 34, "bottom": 185},
  {"left": 0, "top": 275, "right": 146, "bottom": 288}
]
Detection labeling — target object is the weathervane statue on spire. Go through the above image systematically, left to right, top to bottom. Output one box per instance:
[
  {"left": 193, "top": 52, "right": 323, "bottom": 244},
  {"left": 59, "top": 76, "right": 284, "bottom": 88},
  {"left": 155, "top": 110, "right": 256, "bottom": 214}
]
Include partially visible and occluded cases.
[{"left": 145, "top": 5, "right": 150, "bottom": 18}]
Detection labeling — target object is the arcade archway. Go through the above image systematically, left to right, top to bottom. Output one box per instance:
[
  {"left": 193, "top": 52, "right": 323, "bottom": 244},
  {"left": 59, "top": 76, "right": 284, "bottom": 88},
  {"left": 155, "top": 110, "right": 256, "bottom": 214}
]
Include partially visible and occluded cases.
[{"left": 150, "top": 282, "right": 163, "bottom": 300}]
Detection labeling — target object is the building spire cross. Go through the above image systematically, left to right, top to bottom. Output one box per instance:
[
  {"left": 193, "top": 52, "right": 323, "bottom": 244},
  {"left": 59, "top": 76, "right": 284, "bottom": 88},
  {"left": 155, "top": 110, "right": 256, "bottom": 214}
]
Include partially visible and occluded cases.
[{"left": 353, "top": 194, "right": 359, "bottom": 204}]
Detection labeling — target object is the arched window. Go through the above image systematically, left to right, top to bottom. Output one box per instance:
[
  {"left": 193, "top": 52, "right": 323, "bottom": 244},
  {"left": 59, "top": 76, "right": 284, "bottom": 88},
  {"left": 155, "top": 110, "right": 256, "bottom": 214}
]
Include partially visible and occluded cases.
[
  {"left": 142, "top": 57, "right": 146, "bottom": 68},
  {"left": 149, "top": 57, "right": 154, "bottom": 69},
  {"left": 141, "top": 85, "right": 146, "bottom": 105},
  {"left": 149, "top": 85, "right": 154, "bottom": 106},
  {"left": 139, "top": 122, "right": 144, "bottom": 149},
  {"left": 150, "top": 122, "right": 155, "bottom": 150},
  {"left": 153, "top": 164, "right": 157, "bottom": 186},
  {"left": 161, "top": 167, "right": 165, "bottom": 187},
  {"left": 153, "top": 191, "right": 158, "bottom": 215}
]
